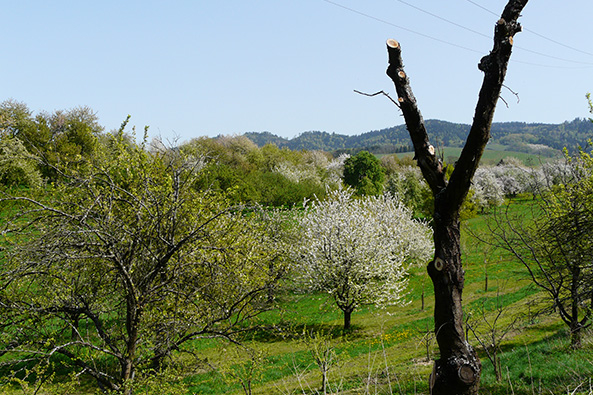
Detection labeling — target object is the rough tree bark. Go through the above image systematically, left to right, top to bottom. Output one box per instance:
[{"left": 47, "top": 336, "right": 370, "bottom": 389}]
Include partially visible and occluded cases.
[{"left": 385, "top": 1, "right": 528, "bottom": 394}]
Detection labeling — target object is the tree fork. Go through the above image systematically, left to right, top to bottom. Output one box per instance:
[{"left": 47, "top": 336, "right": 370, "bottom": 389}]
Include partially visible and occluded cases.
[{"left": 385, "top": 1, "right": 527, "bottom": 394}]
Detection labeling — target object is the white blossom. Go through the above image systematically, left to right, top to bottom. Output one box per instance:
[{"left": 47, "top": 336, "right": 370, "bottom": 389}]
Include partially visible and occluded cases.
[
  {"left": 273, "top": 152, "right": 350, "bottom": 188},
  {"left": 323, "top": 153, "right": 350, "bottom": 188},
  {"left": 274, "top": 161, "right": 317, "bottom": 184},
  {"left": 471, "top": 167, "right": 505, "bottom": 210},
  {"left": 291, "top": 188, "right": 433, "bottom": 318}
]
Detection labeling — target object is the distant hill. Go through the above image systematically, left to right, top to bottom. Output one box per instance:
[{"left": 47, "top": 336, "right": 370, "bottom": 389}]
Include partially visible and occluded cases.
[{"left": 243, "top": 118, "right": 593, "bottom": 156}]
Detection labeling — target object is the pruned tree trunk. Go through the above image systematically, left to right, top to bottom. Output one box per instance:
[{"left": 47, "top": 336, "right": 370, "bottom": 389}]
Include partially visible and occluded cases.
[{"left": 385, "top": 1, "right": 527, "bottom": 393}]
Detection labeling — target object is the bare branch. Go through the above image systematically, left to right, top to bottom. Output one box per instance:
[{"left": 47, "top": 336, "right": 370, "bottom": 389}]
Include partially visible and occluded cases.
[
  {"left": 502, "top": 84, "right": 520, "bottom": 103},
  {"left": 353, "top": 89, "right": 401, "bottom": 108}
]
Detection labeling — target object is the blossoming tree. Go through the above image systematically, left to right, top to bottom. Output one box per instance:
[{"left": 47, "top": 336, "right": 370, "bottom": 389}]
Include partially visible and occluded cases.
[{"left": 292, "top": 188, "right": 433, "bottom": 329}]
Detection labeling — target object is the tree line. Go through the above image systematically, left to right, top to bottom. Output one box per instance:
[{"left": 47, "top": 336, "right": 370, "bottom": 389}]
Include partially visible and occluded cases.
[{"left": 244, "top": 118, "right": 593, "bottom": 156}]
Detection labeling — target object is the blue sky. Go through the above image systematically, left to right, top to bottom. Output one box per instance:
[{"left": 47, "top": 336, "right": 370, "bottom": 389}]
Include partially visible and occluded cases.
[{"left": 3, "top": 1, "right": 593, "bottom": 142}]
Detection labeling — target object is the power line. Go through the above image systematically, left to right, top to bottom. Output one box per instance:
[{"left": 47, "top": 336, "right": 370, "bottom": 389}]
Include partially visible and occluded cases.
[
  {"left": 321, "top": 0, "right": 483, "bottom": 54},
  {"left": 322, "top": 0, "right": 593, "bottom": 68},
  {"left": 394, "top": 0, "right": 490, "bottom": 40},
  {"left": 394, "top": 0, "right": 593, "bottom": 65},
  {"left": 396, "top": 0, "right": 593, "bottom": 65},
  {"left": 465, "top": 0, "right": 498, "bottom": 17},
  {"left": 466, "top": 0, "right": 593, "bottom": 58},
  {"left": 524, "top": 29, "right": 593, "bottom": 58},
  {"left": 516, "top": 46, "right": 593, "bottom": 65}
]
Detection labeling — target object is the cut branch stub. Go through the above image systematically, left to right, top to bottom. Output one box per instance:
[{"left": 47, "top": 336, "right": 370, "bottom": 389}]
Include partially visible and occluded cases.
[
  {"left": 447, "top": 0, "right": 527, "bottom": 215},
  {"left": 385, "top": 38, "right": 446, "bottom": 195},
  {"left": 387, "top": 38, "right": 399, "bottom": 49},
  {"left": 459, "top": 364, "right": 477, "bottom": 384}
]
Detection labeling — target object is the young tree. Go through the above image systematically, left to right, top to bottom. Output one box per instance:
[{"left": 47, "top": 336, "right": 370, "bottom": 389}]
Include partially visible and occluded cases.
[
  {"left": 383, "top": 1, "right": 527, "bottom": 393},
  {"left": 0, "top": 120, "right": 287, "bottom": 393},
  {"left": 342, "top": 150, "right": 385, "bottom": 196},
  {"left": 485, "top": 150, "right": 593, "bottom": 349},
  {"left": 291, "top": 188, "right": 432, "bottom": 330},
  {"left": 466, "top": 285, "right": 521, "bottom": 382}
]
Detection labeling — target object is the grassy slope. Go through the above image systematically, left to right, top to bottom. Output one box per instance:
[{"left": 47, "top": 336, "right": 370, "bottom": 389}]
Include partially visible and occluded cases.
[
  {"left": 2, "top": 197, "right": 591, "bottom": 394},
  {"left": 184, "top": 198, "right": 592, "bottom": 395}
]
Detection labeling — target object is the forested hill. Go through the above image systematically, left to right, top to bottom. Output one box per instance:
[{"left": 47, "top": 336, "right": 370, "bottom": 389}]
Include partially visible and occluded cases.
[{"left": 243, "top": 118, "right": 593, "bottom": 154}]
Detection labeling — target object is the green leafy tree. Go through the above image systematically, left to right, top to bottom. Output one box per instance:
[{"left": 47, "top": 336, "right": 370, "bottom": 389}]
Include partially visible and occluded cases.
[
  {"left": 0, "top": 99, "right": 34, "bottom": 138},
  {"left": 0, "top": 100, "right": 103, "bottom": 181},
  {"left": 32, "top": 107, "right": 103, "bottom": 179},
  {"left": 0, "top": 120, "right": 287, "bottom": 393},
  {"left": 0, "top": 135, "right": 42, "bottom": 188},
  {"left": 182, "top": 138, "right": 327, "bottom": 206},
  {"left": 342, "top": 150, "right": 385, "bottom": 195},
  {"left": 385, "top": 166, "right": 433, "bottom": 217}
]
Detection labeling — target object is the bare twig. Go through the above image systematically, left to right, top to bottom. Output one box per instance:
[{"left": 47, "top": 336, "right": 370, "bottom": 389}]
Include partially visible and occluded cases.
[
  {"left": 503, "top": 84, "right": 520, "bottom": 103},
  {"left": 354, "top": 89, "right": 401, "bottom": 108}
]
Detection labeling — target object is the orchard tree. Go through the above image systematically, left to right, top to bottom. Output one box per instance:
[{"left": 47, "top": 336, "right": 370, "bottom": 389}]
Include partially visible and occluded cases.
[
  {"left": 383, "top": 1, "right": 527, "bottom": 393},
  {"left": 0, "top": 100, "right": 104, "bottom": 181},
  {"left": 0, "top": 119, "right": 287, "bottom": 394},
  {"left": 0, "top": 135, "right": 42, "bottom": 188},
  {"left": 485, "top": 148, "right": 593, "bottom": 349},
  {"left": 342, "top": 150, "right": 385, "bottom": 195},
  {"left": 323, "top": 153, "right": 350, "bottom": 188},
  {"left": 492, "top": 158, "right": 532, "bottom": 197},
  {"left": 385, "top": 165, "right": 433, "bottom": 217},
  {"left": 470, "top": 167, "right": 505, "bottom": 212},
  {"left": 291, "top": 188, "right": 432, "bottom": 330}
]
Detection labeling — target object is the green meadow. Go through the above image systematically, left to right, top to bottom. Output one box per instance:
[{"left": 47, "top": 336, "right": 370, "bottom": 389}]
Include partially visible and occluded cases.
[
  {"left": 394, "top": 146, "right": 561, "bottom": 167},
  {"left": 1, "top": 196, "right": 591, "bottom": 395},
  {"left": 145, "top": 199, "right": 591, "bottom": 394}
]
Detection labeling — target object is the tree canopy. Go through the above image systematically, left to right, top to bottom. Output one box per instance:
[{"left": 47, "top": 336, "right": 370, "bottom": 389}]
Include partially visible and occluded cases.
[
  {"left": 0, "top": 121, "right": 288, "bottom": 393},
  {"left": 342, "top": 150, "right": 385, "bottom": 196},
  {"left": 290, "top": 188, "right": 433, "bottom": 329}
]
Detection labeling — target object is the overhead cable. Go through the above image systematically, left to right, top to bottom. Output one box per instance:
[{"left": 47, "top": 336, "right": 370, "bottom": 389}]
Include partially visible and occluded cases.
[
  {"left": 321, "top": 0, "right": 483, "bottom": 54},
  {"left": 322, "top": 0, "right": 593, "bottom": 68},
  {"left": 466, "top": 0, "right": 593, "bottom": 58}
]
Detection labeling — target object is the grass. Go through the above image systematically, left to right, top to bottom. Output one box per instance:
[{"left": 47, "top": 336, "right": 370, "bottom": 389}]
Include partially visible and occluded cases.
[
  {"left": 1, "top": 197, "right": 592, "bottom": 394},
  {"left": 208, "top": 198, "right": 592, "bottom": 394}
]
